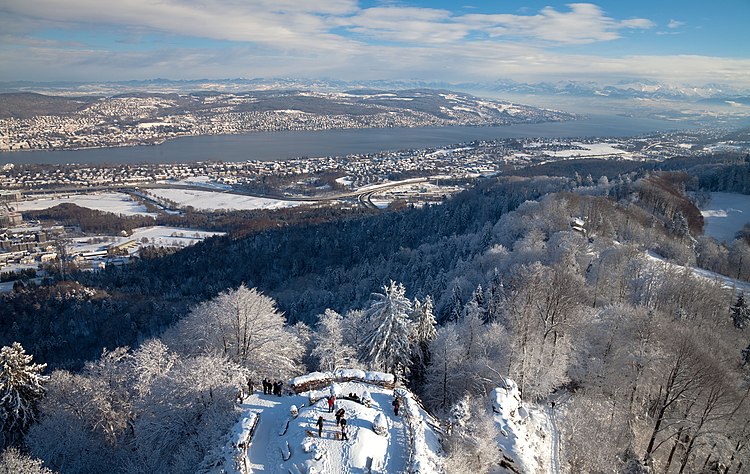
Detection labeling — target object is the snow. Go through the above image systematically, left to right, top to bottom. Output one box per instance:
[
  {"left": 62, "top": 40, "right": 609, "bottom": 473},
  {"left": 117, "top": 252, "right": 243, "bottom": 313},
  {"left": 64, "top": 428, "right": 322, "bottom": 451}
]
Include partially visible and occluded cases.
[
  {"left": 546, "top": 142, "right": 627, "bottom": 158},
  {"left": 175, "top": 175, "right": 232, "bottom": 190},
  {"left": 335, "top": 176, "right": 353, "bottom": 187},
  {"left": 143, "top": 188, "right": 308, "bottom": 211},
  {"left": 14, "top": 192, "right": 156, "bottom": 217},
  {"left": 701, "top": 192, "right": 750, "bottom": 242},
  {"left": 66, "top": 226, "right": 224, "bottom": 259},
  {"left": 645, "top": 251, "right": 750, "bottom": 293},
  {"left": 334, "top": 369, "right": 366, "bottom": 380},
  {"left": 290, "top": 370, "right": 394, "bottom": 392},
  {"left": 491, "top": 378, "right": 549, "bottom": 474},
  {"left": 234, "top": 380, "right": 441, "bottom": 474},
  {"left": 222, "top": 412, "right": 260, "bottom": 474}
]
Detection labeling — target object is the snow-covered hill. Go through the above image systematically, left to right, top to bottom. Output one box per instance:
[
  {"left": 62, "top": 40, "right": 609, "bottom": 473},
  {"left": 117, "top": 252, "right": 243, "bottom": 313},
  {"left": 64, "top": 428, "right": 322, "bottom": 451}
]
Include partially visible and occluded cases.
[{"left": 221, "top": 373, "right": 443, "bottom": 474}]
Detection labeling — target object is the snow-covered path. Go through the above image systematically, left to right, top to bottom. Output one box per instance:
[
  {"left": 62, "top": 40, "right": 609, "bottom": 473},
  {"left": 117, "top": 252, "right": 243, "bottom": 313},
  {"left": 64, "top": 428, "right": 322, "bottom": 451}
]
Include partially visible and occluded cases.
[
  {"left": 369, "top": 391, "right": 409, "bottom": 474},
  {"left": 242, "top": 392, "right": 305, "bottom": 473},
  {"left": 547, "top": 403, "right": 561, "bottom": 474}
]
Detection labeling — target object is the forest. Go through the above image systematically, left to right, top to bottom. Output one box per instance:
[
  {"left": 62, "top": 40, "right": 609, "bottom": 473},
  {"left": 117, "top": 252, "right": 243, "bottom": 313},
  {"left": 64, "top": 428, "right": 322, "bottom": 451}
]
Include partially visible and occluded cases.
[{"left": 2, "top": 151, "right": 750, "bottom": 473}]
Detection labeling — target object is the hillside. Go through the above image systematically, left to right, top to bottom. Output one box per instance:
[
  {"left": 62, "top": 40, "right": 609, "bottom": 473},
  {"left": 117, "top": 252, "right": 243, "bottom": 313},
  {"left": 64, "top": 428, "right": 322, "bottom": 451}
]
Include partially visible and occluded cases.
[
  {"left": 0, "top": 89, "right": 575, "bottom": 151},
  {"left": 2, "top": 156, "right": 750, "bottom": 473}
]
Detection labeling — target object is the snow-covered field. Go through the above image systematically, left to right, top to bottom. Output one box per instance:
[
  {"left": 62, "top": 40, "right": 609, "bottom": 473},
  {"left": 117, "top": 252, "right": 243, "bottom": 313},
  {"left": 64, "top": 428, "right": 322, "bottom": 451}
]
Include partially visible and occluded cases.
[
  {"left": 546, "top": 142, "right": 627, "bottom": 158},
  {"left": 164, "top": 175, "right": 232, "bottom": 190},
  {"left": 144, "top": 188, "right": 307, "bottom": 211},
  {"left": 14, "top": 192, "right": 156, "bottom": 217},
  {"left": 701, "top": 192, "right": 750, "bottom": 242},
  {"left": 70, "top": 226, "right": 224, "bottom": 255},
  {"left": 645, "top": 251, "right": 750, "bottom": 294},
  {"left": 234, "top": 381, "right": 442, "bottom": 474}
]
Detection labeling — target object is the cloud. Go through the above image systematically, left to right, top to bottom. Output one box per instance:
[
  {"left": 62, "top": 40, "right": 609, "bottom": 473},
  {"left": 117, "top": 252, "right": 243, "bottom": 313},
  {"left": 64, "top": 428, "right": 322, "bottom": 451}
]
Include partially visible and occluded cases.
[
  {"left": 0, "top": 0, "right": 360, "bottom": 51},
  {"left": 0, "top": 1, "right": 746, "bottom": 89},
  {"left": 459, "top": 3, "right": 654, "bottom": 45},
  {"left": 668, "top": 19, "right": 685, "bottom": 29}
]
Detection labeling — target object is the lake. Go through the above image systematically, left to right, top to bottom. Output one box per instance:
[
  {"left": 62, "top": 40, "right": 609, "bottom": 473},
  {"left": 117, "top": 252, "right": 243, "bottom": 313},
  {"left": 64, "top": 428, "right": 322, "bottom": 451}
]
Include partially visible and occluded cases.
[
  {"left": 0, "top": 115, "right": 685, "bottom": 165},
  {"left": 701, "top": 192, "right": 750, "bottom": 242}
]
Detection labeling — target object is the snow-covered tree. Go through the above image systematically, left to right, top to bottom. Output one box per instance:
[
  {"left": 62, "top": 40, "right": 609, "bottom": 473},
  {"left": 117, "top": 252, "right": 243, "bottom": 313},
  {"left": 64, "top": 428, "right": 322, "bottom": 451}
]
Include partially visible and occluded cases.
[
  {"left": 362, "top": 281, "right": 415, "bottom": 376},
  {"left": 164, "top": 284, "right": 303, "bottom": 379},
  {"left": 446, "top": 285, "right": 463, "bottom": 322},
  {"left": 731, "top": 293, "right": 749, "bottom": 330},
  {"left": 409, "top": 296, "right": 437, "bottom": 387},
  {"left": 412, "top": 296, "right": 437, "bottom": 360},
  {"left": 311, "top": 309, "right": 357, "bottom": 371},
  {"left": 342, "top": 309, "right": 366, "bottom": 350},
  {"left": 422, "top": 324, "right": 466, "bottom": 410},
  {"left": 131, "top": 339, "right": 178, "bottom": 398},
  {"left": 0, "top": 343, "right": 48, "bottom": 447},
  {"left": 80, "top": 347, "right": 136, "bottom": 445},
  {"left": 130, "top": 355, "right": 246, "bottom": 473},
  {"left": 25, "top": 370, "right": 117, "bottom": 473},
  {"left": 442, "top": 395, "right": 501, "bottom": 473},
  {"left": 0, "top": 447, "right": 54, "bottom": 474}
]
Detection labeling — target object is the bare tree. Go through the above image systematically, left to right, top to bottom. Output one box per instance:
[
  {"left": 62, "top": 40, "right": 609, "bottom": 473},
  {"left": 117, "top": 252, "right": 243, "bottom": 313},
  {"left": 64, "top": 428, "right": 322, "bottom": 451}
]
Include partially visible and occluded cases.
[{"left": 164, "top": 284, "right": 303, "bottom": 379}]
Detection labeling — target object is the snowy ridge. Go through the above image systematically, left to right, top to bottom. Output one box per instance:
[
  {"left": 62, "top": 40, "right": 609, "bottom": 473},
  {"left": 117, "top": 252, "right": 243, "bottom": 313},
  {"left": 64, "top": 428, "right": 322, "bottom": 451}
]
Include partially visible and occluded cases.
[
  {"left": 492, "top": 379, "right": 549, "bottom": 474},
  {"left": 395, "top": 388, "right": 444, "bottom": 474}
]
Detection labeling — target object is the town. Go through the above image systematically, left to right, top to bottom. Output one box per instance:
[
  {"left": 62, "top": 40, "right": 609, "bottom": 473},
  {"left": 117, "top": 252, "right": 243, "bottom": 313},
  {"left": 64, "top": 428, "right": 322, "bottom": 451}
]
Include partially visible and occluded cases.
[
  {"left": 0, "top": 89, "right": 573, "bottom": 151},
  {"left": 2, "top": 125, "right": 745, "bottom": 291}
]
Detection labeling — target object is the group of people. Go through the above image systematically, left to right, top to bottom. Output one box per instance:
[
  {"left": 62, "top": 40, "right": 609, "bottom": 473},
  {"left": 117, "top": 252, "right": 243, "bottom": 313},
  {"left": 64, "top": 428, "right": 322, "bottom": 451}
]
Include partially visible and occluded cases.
[
  {"left": 262, "top": 378, "right": 284, "bottom": 396},
  {"left": 345, "top": 392, "right": 360, "bottom": 402},
  {"left": 316, "top": 408, "right": 348, "bottom": 441}
]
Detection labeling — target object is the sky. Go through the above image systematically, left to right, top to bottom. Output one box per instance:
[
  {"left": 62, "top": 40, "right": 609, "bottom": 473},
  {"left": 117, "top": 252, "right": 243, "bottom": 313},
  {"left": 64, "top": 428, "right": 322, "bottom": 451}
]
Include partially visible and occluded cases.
[{"left": 1, "top": 1, "right": 749, "bottom": 88}]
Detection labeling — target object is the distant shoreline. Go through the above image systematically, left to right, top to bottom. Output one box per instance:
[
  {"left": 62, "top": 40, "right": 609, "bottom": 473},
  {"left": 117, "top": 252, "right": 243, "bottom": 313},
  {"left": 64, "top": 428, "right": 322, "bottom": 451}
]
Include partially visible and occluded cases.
[{"left": 0, "top": 116, "right": 686, "bottom": 166}]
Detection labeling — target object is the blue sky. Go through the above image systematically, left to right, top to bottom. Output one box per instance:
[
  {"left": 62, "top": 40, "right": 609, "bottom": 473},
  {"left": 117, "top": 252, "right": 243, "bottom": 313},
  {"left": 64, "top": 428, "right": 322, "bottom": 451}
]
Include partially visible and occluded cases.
[{"left": 1, "top": 1, "right": 748, "bottom": 88}]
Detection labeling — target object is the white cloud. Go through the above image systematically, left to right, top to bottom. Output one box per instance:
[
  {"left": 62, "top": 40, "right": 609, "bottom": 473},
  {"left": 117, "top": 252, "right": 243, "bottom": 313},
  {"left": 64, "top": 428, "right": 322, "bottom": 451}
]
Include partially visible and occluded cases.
[
  {"left": 0, "top": 1, "right": 747, "bottom": 89},
  {"left": 460, "top": 3, "right": 654, "bottom": 45},
  {"left": 668, "top": 19, "right": 685, "bottom": 29}
]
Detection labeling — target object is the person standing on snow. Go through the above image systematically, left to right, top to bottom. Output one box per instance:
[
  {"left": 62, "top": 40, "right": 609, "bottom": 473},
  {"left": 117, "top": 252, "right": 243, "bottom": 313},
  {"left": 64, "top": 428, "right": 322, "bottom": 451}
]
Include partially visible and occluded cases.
[
  {"left": 327, "top": 395, "right": 336, "bottom": 413},
  {"left": 392, "top": 397, "right": 400, "bottom": 416},
  {"left": 335, "top": 408, "right": 345, "bottom": 426},
  {"left": 317, "top": 416, "right": 324, "bottom": 437},
  {"left": 340, "top": 416, "right": 348, "bottom": 441}
]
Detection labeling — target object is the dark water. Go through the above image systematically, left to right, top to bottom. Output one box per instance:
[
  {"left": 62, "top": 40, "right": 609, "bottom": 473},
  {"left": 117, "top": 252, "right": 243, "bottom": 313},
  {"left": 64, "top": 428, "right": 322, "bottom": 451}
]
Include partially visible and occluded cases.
[{"left": 0, "top": 115, "right": 686, "bottom": 165}]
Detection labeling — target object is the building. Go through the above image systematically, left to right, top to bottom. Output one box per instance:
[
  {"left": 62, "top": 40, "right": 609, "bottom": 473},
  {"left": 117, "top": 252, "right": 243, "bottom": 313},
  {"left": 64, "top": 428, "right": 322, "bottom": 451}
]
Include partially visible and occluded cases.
[
  {"left": 0, "top": 191, "right": 21, "bottom": 203},
  {"left": 0, "top": 208, "right": 22, "bottom": 227}
]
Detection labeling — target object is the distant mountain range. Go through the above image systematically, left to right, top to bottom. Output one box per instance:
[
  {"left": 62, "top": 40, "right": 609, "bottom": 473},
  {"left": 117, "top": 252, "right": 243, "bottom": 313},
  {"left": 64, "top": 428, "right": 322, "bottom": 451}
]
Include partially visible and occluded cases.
[{"left": 2, "top": 77, "right": 748, "bottom": 104}]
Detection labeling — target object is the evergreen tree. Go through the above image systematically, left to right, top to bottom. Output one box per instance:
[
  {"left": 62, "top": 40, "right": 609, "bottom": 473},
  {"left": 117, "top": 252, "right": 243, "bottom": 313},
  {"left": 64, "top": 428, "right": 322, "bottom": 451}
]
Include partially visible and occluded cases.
[
  {"left": 670, "top": 211, "right": 690, "bottom": 239},
  {"left": 362, "top": 281, "right": 415, "bottom": 376},
  {"left": 471, "top": 284, "right": 485, "bottom": 308},
  {"left": 447, "top": 285, "right": 463, "bottom": 322},
  {"left": 731, "top": 293, "right": 749, "bottom": 330},
  {"left": 410, "top": 296, "right": 437, "bottom": 383},
  {"left": 742, "top": 342, "right": 750, "bottom": 367},
  {"left": 0, "top": 343, "right": 49, "bottom": 447}
]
